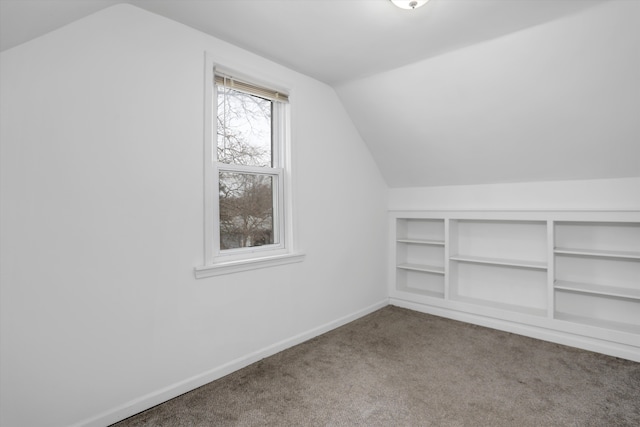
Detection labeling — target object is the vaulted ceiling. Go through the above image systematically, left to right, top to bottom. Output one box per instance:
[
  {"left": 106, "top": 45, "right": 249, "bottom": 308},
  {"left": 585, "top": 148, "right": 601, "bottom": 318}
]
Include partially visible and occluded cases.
[
  {"left": 0, "top": 0, "right": 607, "bottom": 85},
  {"left": 2, "top": 0, "right": 638, "bottom": 187}
]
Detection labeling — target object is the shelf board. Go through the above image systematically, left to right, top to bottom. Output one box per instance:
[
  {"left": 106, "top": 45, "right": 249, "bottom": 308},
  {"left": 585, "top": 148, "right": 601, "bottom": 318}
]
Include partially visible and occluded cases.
[
  {"left": 397, "top": 238, "right": 445, "bottom": 246},
  {"left": 554, "top": 247, "right": 640, "bottom": 260},
  {"left": 450, "top": 254, "right": 547, "bottom": 270},
  {"left": 397, "top": 263, "right": 445, "bottom": 275},
  {"left": 554, "top": 280, "right": 640, "bottom": 301},
  {"left": 398, "top": 287, "right": 444, "bottom": 299},
  {"left": 452, "top": 295, "right": 547, "bottom": 317},
  {"left": 554, "top": 312, "right": 640, "bottom": 335}
]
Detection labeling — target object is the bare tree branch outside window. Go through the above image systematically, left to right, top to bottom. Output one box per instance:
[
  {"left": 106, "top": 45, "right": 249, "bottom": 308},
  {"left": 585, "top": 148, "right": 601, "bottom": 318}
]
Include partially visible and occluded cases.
[{"left": 217, "top": 87, "right": 275, "bottom": 250}]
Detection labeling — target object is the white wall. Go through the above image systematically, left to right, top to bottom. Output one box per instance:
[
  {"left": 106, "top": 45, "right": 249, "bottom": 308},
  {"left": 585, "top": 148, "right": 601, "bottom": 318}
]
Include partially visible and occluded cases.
[
  {"left": 0, "top": 5, "right": 388, "bottom": 426},
  {"left": 389, "top": 177, "right": 640, "bottom": 211}
]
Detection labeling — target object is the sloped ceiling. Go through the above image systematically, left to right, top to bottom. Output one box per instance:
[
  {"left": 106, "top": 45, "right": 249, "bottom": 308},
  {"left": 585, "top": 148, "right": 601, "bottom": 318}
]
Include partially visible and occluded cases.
[
  {"left": 1, "top": 0, "right": 608, "bottom": 85},
  {"left": 2, "top": 0, "right": 638, "bottom": 188},
  {"left": 335, "top": 0, "right": 640, "bottom": 187}
]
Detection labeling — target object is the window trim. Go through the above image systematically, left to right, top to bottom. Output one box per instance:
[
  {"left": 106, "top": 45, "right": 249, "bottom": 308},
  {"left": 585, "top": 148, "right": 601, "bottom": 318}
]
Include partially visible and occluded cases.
[
  {"left": 196, "top": 52, "right": 303, "bottom": 278},
  {"left": 195, "top": 252, "right": 306, "bottom": 278}
]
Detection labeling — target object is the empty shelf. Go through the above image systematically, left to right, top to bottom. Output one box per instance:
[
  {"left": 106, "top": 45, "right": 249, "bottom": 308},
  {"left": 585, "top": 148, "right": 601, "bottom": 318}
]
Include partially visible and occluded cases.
[
  {"left": 397, "top": 238, "right": 445, "bottom": 246},
  {"left": 554, "top": 247, "right": 640, "bottom": 260},
  {"left": 450, "top": 255, "right": 547, "bottom": 270},
  {"left": 397, "top": 263, "right": 445, "bottom": 275},
  {"left": 554, "top": 280, "right": 640, "bottom": 301}
]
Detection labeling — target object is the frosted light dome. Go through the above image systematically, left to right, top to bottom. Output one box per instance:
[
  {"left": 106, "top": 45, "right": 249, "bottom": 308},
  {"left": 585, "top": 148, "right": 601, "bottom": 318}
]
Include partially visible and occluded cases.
[{"left": 390, "top": 0, "right": 429, "bottom": 10}]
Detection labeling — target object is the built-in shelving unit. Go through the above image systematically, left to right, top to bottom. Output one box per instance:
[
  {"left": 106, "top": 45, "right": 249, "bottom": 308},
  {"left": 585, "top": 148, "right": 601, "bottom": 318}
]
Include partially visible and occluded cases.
[
  {"left": 389, "top": 211, "right": 640, "bottom": 362},
  {"left": 395, "top": 218, "right": 445, "bottom": 299},
  {"left": 449, "top": 219, "right": 548, "bottom": 316},
  {"left": 553, "top": 221, "right": 640, "bottom": 337}
]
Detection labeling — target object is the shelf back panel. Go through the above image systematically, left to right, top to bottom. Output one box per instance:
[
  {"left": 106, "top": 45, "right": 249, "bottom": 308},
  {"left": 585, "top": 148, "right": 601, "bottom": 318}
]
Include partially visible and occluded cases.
[
  {"left": 397, "top": 218, "right": 445, "bottom": 242},
  {"left": 453, "top": 220, "right": 547, "bottom": 263},
  {"left": 555, "top": 222, "right": 640, "bottom": 253},
  {"left": 397, "top": 242, "right": 444, "bottom": 267},
  {"left": 555, "top": 255, "right": 640, "bottom": 290},
  {"left": 451, "top": 261, "right": 547, "bottom": 311},
  {"left": 397, "top": 269, "right": 445, "bottom": 298},
  {"left": 555, "top": 291, "right": 640, "bottom": 328}
]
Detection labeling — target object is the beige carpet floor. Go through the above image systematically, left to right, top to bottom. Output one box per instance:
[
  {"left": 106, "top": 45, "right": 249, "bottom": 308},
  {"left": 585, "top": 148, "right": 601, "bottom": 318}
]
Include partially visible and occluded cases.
[{"left": 113, "top": 306, "right": 640, "bottom": 426}]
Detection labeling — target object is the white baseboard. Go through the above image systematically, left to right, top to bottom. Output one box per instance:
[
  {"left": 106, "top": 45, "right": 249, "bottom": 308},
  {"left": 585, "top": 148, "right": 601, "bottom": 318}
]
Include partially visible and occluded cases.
[
  {"left": 73, "top": 298, "right": 389, "bottom": 427},
  {"left": 389, "top": 298, "right": 640, "bottom": 363}
]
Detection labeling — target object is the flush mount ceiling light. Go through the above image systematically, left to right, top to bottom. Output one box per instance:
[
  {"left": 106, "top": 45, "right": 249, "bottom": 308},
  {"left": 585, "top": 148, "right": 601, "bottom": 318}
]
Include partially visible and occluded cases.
[{"left": 390, "top": 0, "right": 429, "bottom": 10}]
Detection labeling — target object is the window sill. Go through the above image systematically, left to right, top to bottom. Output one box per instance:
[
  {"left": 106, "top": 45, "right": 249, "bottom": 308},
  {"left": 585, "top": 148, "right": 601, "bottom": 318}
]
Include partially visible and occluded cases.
[{"left": 194, "top": 252, "right": 305, "bottom": 278}]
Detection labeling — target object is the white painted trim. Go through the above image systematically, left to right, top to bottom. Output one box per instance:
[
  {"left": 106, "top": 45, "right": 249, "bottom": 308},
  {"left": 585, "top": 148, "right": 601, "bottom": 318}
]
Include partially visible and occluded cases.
[
  {"left": 203, "top": 52, "right": 215, "bottom": 264},
  {"left": 200, "top": 54, "right": 300, "bottom": 271},
  {"left": 389, "top": 210, "right": 640, "bottom": 222},
  {"left": 195, "top": 252, "right": 306, "bottom": 278},
  {"left": 389, "top": 298, "right": 640, "bottom": 362},
  {"left": 71, "top": 299, "right": 389, "bottom": 427}
]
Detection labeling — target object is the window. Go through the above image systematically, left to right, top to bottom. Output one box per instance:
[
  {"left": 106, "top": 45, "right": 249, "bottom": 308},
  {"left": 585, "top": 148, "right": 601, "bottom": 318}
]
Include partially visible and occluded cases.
[
  {"left": 195, "top": 55, "right": 303, "bottom": 278},
  {"left": 216, "top": 75, "right": 285, "bottom": 252}
]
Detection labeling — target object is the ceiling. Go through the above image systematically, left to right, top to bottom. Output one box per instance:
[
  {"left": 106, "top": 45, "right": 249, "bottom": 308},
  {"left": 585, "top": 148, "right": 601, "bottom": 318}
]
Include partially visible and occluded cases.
[
  {"left": 0, "top": 0, "right": 607, "bottom": 85},
  {"left": 2, "top": 0, "right": 636, "bottom": 188}
]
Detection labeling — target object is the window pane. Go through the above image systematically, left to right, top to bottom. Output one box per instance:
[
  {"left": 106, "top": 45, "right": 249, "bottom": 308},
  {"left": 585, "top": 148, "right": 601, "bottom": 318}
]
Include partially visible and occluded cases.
[
  {"left": 217, "top": 87, "right": 272, "bottom": 167},
  {"left": 219, "top": 172, "right": 276, "bottom": 250}
]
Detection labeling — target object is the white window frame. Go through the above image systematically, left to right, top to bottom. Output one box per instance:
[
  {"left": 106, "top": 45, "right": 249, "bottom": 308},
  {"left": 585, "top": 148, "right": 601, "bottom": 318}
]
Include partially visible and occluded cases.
[{"left": 195, "top": 53, "right": 303, "bottom": 278}]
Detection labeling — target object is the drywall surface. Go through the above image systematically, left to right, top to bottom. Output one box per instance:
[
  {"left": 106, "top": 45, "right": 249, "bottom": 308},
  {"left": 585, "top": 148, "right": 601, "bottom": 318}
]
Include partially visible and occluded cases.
[
  {"left": 337, "top": 0, "right": 640, "bottom": 187},
  {"left": 0, "top": 5, "right": 388, "bottom": 426},
  {"left": 388, "top": 177, "right": 640, "bottom": 211}
]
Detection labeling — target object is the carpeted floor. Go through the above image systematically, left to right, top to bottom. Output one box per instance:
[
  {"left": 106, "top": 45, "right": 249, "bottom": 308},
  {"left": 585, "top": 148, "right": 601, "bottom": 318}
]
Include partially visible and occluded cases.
[{"left": 113, "top": 306, "right": 640, "bottom": 426}]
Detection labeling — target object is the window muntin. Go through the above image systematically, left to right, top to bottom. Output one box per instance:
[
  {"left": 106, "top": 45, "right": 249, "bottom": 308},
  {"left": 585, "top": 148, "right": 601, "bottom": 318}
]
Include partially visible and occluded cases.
[{"left": 214, "top": 73, "right": 287, "bottom": 256}]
